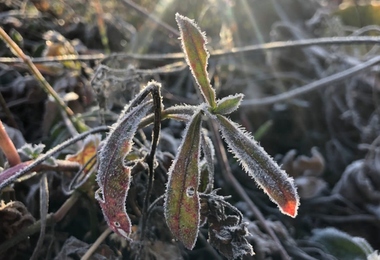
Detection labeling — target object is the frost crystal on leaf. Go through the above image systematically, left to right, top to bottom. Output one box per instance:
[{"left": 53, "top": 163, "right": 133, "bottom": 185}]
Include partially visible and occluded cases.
[
  {"left": 96, "top": 101, "right": 153, "bottom": 239},
  {"left": 164, "top": 110, "right": 203, "bottom": 249},
  {"left": 215, "top": 114, "right": 300, "bottom": 217}
]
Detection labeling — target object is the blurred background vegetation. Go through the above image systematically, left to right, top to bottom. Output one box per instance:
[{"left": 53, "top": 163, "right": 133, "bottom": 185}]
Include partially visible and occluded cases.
[{"left": 1, "top": 0, "right": 380, "bottom": 259}]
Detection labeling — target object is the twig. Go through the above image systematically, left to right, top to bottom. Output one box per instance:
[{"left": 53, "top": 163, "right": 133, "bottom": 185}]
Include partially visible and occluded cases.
[
  {"left": 0, "top": 27, "right": 74, "bottom": 118},
  {"left": 1, "top": 36, "right": 380, "bottom": 63},
  {"left": 210, "top": 36, "right": 380, "bottom": 59},
  {"left": 241, "top": 55, "right": 380, "bottom": 107},
  {"left": 59, "top": 106, "right": 79, "bottom": 137},
  {"left": 208, "top": 120, "right": 291, "bottom": 259},
  {"left": 0, "top": 126, "right": 108, "bottom": 190},
  {"left": 0, "top": 160, "right": 81, "bottom": 189},
  {"left": 30, "top": 174, "right": 49, "bottom": 260},
  {"left": 53, "top": 191, "right": 81, "bottom": 222},
  {"left": 80, "top": 228, "right": 112, "bottom": 260}
]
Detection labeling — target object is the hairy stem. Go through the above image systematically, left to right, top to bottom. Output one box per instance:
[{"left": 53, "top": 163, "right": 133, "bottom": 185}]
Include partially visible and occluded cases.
[{"left": 140, "top": 84, "right": 162, "bottom": 240}]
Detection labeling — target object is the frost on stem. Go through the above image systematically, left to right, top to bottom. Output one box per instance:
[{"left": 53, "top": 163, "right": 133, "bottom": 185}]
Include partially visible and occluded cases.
[{"left": 215, "top": 114, "right": 300, "bottom": 217}]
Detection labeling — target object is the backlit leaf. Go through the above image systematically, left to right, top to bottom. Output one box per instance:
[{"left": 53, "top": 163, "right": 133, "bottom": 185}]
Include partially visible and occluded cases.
[
  {"left": 176, "top": 13, "right": 216, "bottom": 108},
  {"left": 212, "top": 94, "right": 244, "bottom": 115},
  {"left": 96, "top": 101, "right": 153, "bottom": 239},
  {"left": 164, "top": 110, "right": 203, "bottom": 249},
  {"left": 215, "top": 114, "right": 299, "bottom": 217},
  {"left": 66, "top": 134, "right": 100, "bottom": 177}
]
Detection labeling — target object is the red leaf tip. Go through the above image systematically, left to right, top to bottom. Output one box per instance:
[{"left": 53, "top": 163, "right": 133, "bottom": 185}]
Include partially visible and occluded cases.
[{"left": 280, "top": 199, "right": 299, "bottom": 218}]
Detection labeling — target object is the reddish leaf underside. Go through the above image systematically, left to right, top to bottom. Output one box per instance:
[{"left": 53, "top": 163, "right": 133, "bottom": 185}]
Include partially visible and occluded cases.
[
  {"left": 175, "top": 13, "right": 216, "bottom": 108},
  {"left": 96, "top": 101, "right": 153, "bottom": 239},
  {"left": 164, "top": 111, "right": 203, "bottom": 249},
  {"left": 216, "top": 114, "right": 299, "bottom": 217},
  {"left": 0, "top": 161, "right": 33, "bottom": 187}
]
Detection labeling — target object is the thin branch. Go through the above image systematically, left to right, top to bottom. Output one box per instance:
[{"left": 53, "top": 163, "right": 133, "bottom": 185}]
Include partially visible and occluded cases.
[
  {"left": 0, "top": 27, "right": 74, "bottom": 118},
  {"left": 0, "top": 36, "right": 380, "bottom": 63},
  {"left": 210, "top": 36, "right": 380, "bottom": 58},
  {"left": 241, "top": 55, "right": 380, "bottom": 107},
  {"left": 0, "top": 126, "right": 108, "bottom": 190},
  {"left": 0, "top": 160, "right": 81, "bottom": 189},
  {"left": 30, "top": 174, "right": 49, "bottom": 260},
  {"left": 80, "top": 228, "right": 112, "bottom": 260}
]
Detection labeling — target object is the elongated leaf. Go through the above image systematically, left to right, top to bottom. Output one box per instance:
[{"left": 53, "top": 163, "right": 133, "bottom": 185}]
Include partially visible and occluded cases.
[
  {"left": 176, "top": 13, "right": 216, "bottom": 108},
  {"left": 96, "top": 101, "right": 153, "bottom": 239},
  {"left": 164, "top": 110, "right": 203, "bottom": 249},
  {"left": 215, "top": 114, "right": 299, "bottom": 217}
]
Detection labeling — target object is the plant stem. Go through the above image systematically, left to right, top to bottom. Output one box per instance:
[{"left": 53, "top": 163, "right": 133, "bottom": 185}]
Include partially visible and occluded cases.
[
  {"left": 2, "top": 36, "right": 379, "bottom": 64},
  {"left": 241, "top": 55, "right": 380, "bottom": 107},
  {"left": 140, "top": 84, "right": 162, "bottom": 240},
  {"left": 0, "top": 120, "right": 21, "bottom": 166},
  {"left": 0, "top": 126, "right": 108, "bottom": 190},
  {"left": 80, "top": 228, "right": 112, "bottom": 260}
]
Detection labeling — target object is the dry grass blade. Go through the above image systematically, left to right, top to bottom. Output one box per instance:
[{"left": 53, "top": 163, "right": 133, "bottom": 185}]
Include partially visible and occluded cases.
[
  {"left": 0, "top": 27, "right": 74, "bottom": 119},
  {"left": 241, "top": 55, "right": 380, "bottom": 107},
  {"left": 30, "top": 174, "right": 49, "bottom": 260},
  {"left": 80, "top": 228, "right": 112, "bottom": 260}
]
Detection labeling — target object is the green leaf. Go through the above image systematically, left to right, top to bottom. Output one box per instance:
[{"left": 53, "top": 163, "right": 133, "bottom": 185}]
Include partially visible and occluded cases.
[
  {"left": 175, "top": 13, "right": 216, "bottom": 108},
  {"left": 212, "top": 94, "right": 244, "bottom": 115},
  {"left": 164, "top": 110, "right": 203, "bottom": 249},
  {"left": 215, "top": 114, "right": 299, "bottom": 217},
  {"left": 18, "top": 143, "right": 46, "bottom": 159},
  {"left": 18, "top": 143, "right": 57, "bottom": 166},
  {"left": 311, "top": 228, "right": 373, "bottom": 260}
]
